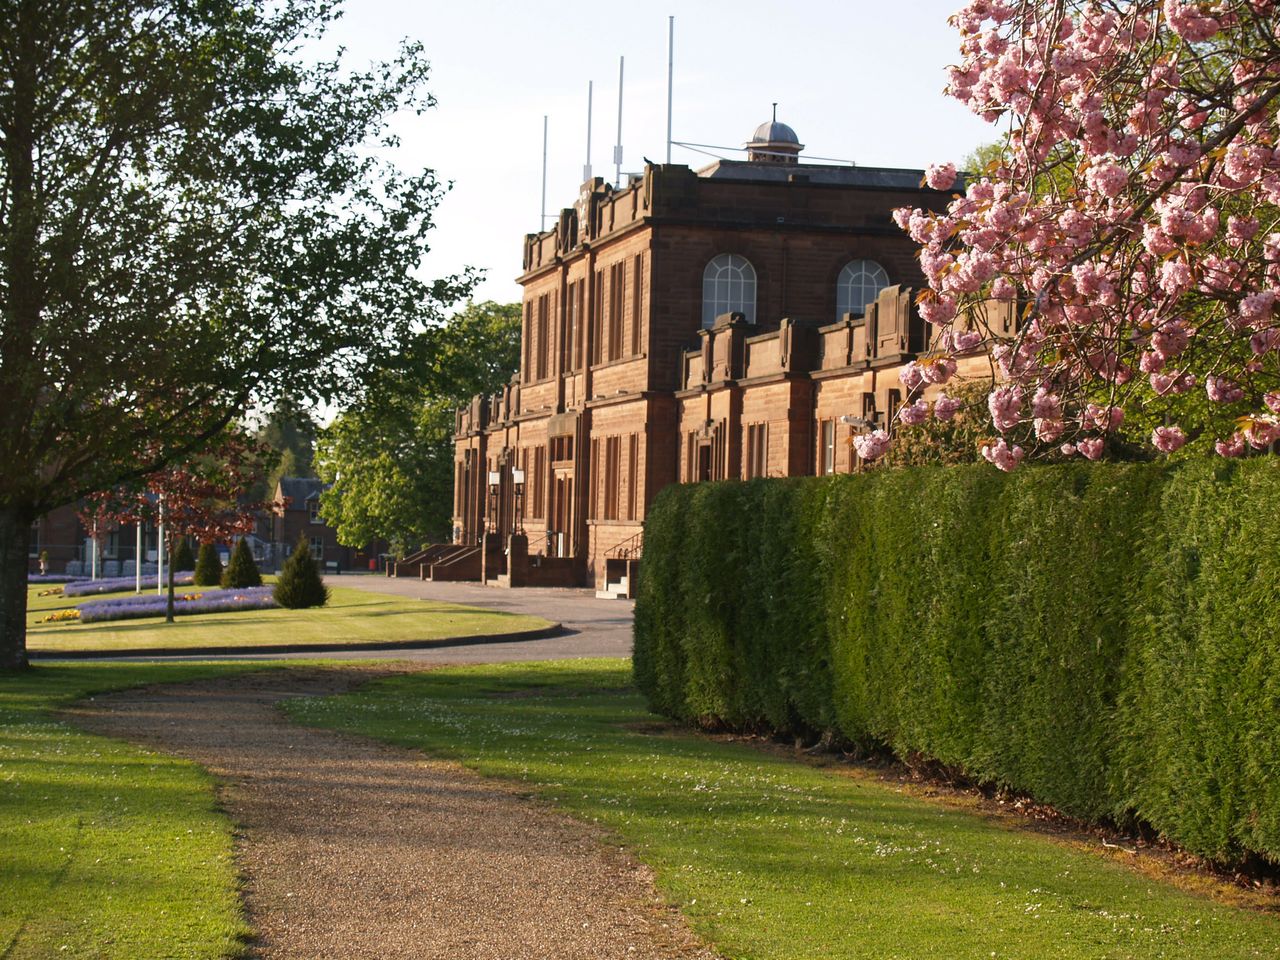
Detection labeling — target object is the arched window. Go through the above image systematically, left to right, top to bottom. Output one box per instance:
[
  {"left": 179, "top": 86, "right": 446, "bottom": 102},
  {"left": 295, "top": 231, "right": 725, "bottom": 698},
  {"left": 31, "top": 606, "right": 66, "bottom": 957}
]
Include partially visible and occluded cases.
[
  {"left": 702, "top": 254, "right": 756, "bottom": 328},
  {"left": 836, "top": 259, "right": 890, "bottom": 321}
]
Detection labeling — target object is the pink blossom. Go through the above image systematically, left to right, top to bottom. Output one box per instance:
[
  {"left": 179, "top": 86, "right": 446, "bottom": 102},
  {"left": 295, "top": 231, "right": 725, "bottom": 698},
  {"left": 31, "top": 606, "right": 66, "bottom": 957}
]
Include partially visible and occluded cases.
[
  {"left": 1164, "top": 0, "right": 1222, "bottom": 42},
  {"left": 1085, "top": 160, "right": 1127, "bottom": 198},
  {"left": 926, "top": 162, "right": 958, "bottom": 191},
  {"left": 1227, "top": 215, "right": 1260, "bottom": 246},
  {"left": 1239, "top": 291, "right": 1275, "bottom": 324},
  {"left": 1151, "top": 320, "right": 1191, "bottom": 357},
  {"left": 1250, "top": 329, "right": 1280, "bottom": 354},
  {"left": 1139, "top": 351, "right": 1166, "bottom": 374},
  {"left": 920, "top": 357, "right": 958, "bottom": 385},
  {"left": 899, "top": 362, "right": 925, "bottom": 390},
  {"left": 1206, "top": 376, "right": 1245, "bottom": 403},
  {"left": 988, "top": 385, "right": 1023, "bottom": 432},
  {"left": 1032, "top": 387, "right": 1062, "bottom": 420},
  {"left": 1265, "top": 391, "right": 1280, "bottom": 414},
  {"left": 933, "top": 393, "right": 962, "bottom": 421},
  {"left": 898, "top": 399, "right": 931, "bottom": 425},
  {"left": 1083, "top": 403, "right": 1124, "bottom": 431},
  {"left": 1244, "top": 417, "right": 1280, "bottom": 448},
  {"left": 1035, "top": 418, "right": 1065, "bottom": 442},
  {"left": 1151, "top": 425, "right": 1187, "bottom": 453},
  {"left": 852, "top": 429, "right": 892, "bottom": 461},
  {"left": 1215, "top": 433, "right": 1248, "bottom": 457},
  {"left": 980, "top": 437, "right": 1024, "bottom": 472},
  {"left": 1077, "top": 437, "right": 1105, "bottom": 460},
  {"left": 1059, "top": 442, "right": 1077, "bottom": 457}
]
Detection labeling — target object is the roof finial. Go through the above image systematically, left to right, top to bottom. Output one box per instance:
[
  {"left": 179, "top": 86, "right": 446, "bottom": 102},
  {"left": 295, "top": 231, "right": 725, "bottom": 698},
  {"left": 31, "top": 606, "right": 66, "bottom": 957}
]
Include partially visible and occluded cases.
[{"left": 772, "top": 102, "right": 778, "bottom": 122}]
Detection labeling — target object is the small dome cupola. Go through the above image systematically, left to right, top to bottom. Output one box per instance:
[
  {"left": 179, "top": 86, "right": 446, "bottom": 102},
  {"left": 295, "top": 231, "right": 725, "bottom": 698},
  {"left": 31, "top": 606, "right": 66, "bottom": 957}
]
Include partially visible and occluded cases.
[{"left": 746, "top": 104, "right": 804, "bottom": 164}]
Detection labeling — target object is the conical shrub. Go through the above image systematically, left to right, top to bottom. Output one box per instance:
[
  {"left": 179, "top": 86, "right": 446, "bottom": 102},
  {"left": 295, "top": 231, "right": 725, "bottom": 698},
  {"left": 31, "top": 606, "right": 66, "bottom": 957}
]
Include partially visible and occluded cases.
[
  {"left": 273, "top": 535, "right": 329, "bottom": 609},
  {"left": 170, "top": 538, "right": 195, "bottom": 573},
  {"left": 221, "top": 538, "right": 263, "bottom": 589},
  {"left": 193, "top": 542, "right": 223, "bottom": 586}
]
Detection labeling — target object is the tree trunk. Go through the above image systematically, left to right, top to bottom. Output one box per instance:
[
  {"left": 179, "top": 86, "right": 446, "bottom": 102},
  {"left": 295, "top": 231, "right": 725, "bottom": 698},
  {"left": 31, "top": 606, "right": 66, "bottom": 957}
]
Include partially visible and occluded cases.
[
  {"left": 0, "top": 506, "right": 33, "bottom": 670},
  {"left": 166, "top": 531, "right": 176, "bottom": 624}
]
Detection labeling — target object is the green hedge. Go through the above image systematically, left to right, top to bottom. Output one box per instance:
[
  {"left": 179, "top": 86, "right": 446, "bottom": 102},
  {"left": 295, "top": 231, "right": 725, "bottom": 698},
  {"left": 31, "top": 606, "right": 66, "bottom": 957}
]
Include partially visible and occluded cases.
[{"left": 633, "top": 459, "right": 1280, "bottom": 865}]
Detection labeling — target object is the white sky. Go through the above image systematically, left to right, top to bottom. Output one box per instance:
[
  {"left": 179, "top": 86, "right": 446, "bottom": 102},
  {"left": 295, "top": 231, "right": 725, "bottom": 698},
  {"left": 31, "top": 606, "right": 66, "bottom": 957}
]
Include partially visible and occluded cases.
[{"left": 321, "top": 0, "right": 995, "bottom": 306}]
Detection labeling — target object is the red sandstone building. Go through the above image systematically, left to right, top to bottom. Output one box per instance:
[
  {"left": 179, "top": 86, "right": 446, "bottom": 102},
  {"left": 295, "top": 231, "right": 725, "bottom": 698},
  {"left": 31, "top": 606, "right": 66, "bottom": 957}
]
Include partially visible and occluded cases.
[{"left": 449, "top": 119, "right": 966, "bottom": 594}]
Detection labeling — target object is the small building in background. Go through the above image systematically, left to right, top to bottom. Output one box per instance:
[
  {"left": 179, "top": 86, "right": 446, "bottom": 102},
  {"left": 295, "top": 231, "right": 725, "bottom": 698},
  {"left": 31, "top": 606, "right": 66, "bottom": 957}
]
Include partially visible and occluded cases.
[{"left": 271, "top": 477, "right": 386, "bottom": 574}]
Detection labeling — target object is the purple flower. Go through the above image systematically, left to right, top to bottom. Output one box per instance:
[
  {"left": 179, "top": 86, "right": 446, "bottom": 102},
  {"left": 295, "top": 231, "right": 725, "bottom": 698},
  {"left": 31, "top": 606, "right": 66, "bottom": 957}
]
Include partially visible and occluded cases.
[
  {"left": 65, "top": 571, "right": 194, "bottom": 597},
  {"left": 78, "top": 586, "right": 276, "bottom": 623}
]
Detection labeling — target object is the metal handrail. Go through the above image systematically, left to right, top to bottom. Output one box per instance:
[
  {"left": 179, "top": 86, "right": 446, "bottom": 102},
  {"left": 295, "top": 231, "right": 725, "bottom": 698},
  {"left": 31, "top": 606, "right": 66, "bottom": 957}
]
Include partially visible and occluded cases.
[{"left": 606, "top": 529, "right": 644, "bottom": 560}]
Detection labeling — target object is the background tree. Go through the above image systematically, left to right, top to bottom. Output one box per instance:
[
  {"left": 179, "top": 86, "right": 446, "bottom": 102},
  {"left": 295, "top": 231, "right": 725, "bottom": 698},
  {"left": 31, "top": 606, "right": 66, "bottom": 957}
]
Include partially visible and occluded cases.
[
  {"left": 891, "top": 0, "right": 1280, "bottom": 469},
  {"left": 0, "top": 1, "right": 472, "bottom": 667},
  {"left": 316, "top": 301, "right": 521, "bottom": 553},
  {"left": 251, "top": 395, "right": 321, "bottom": 502},
  {"left": 84, "top": 431, "right": 273, "bottom": 622},
  {"left": 274, "top": 535, "right": 330, "bottom": 609},
  {"left": 170, "top": 538, "right": 196, "bottom": 574},
  {"left": 221, "top": 538, "right": 263, "bottom": 589},
  {"left": 193, "top": 543, "right": 224, "bottom": 588}
]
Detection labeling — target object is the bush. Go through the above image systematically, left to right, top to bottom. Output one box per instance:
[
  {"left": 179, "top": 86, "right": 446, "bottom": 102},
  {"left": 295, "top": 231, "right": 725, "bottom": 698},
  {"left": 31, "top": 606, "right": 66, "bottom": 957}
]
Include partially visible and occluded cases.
[
  {"left": 633, "top": 459, "right": 1280, "bottom": 865},
  {"left": 273, "top": 536, "right": 329, "bottom": 609},
  {"left": 170, "top": 538, "right": 196, "bottom": 574},
  {"left": 220, "top": 538, "right": 262, "bottom": 589},
  {"left": 193, "top": 543, "right": 223, "bottom": 587}
]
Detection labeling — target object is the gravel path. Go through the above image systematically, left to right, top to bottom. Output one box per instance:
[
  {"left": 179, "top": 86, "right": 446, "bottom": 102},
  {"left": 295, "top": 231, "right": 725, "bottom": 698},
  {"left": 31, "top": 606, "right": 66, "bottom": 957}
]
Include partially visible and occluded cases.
[{"left": 66, "top": 666, "right": 718, "bottom": 960}]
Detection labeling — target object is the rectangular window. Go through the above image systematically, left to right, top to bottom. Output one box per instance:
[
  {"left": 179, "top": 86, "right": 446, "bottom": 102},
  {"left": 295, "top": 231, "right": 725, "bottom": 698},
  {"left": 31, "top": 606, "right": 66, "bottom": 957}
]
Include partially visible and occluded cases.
[
  {"left": 631, "top": 254, "right": 643, "bottom": 356},
  {"left": 608, "top": 262, "right": 625, "bottom": 362},
  {"left": 591, "top": 272, "right": 604, "bottom": 366},
  {"left": 565, "top": 280, "right": 579, "bottom": 372},
  {"left": 536, "top": 293, "right": 550, "bottom": 380},
  {"left": 522, "top": 301, "right": 533, "bottom": 382},
  {"left": 821, "top": 420, "right": 835, "bottom": 476},
  {"left": 746, "top": 423, "right": 768, "bottom": 479},
  {"left": 626, "top": 434, "right": 639, "bottom": 521},
  {"left": 603, "top": 436, "right": 621, "bottom": 520},
  {"left": 590, "top": 438, "right": 600, "bottom": 518},
  {"left": 534, "top": 446, "right": 546, "bottom": 520},
  {"left": 308, "top": 500, "right": 322, "bottom": 524},
  {"left": 29, "top": 520, "right": 39, "bottom": 558},
  {"left": 310, "top": 537, "right": 324, "bottom": 559}
]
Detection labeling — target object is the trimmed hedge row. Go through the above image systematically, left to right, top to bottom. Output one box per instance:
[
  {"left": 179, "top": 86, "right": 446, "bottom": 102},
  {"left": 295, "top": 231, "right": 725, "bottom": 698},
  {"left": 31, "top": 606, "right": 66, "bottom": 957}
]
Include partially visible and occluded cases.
[{"left": 633, "top": 459, "right": 1280, "bottom": 865}]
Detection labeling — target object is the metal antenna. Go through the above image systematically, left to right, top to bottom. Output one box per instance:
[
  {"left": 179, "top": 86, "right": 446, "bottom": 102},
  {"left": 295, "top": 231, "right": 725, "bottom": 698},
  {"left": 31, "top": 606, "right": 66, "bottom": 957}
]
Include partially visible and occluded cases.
[
  {"left": 666, "top": 16, "right": 674, "bottom": 164},
  {"left": 613, "top": 56, "right": 625, "bottom": 188},
  {"left": 583, "top": 80, "right": 593, "bottom": 183},
  {"left": 772, "top": 102, "right": 778, "bottom": 122},
  {"left": 540, "top": 114, "right": 548, "bottom": 228}
]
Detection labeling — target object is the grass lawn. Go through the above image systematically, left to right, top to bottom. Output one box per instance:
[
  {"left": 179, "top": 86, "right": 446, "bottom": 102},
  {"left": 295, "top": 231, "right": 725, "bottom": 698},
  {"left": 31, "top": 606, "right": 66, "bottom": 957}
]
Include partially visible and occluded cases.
[
  {"left": 25, "top": 583, "right": 552, "bottom": 653},
  {"left": 289, "top": 659, "right": 1280, "bottom": 960},
  {"left": 0, "top": 660, "right": 278, "bottom": 959}
]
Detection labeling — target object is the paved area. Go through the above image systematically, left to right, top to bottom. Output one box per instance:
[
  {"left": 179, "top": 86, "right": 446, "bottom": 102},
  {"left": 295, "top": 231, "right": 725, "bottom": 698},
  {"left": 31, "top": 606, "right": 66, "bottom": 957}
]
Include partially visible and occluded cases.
[
  {"left": 125, "top": 575, "right": 636, "bottom": 663},
  {"left": 67, "top": 667, "right": 715, "bottom": 960}
]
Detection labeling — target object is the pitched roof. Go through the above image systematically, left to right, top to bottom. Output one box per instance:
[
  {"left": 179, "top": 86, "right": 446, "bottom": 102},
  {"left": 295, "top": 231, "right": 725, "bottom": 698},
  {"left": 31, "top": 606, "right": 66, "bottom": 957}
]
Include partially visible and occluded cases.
[{"left": 277, "top": 476, "right": 324, "bottom": 507}]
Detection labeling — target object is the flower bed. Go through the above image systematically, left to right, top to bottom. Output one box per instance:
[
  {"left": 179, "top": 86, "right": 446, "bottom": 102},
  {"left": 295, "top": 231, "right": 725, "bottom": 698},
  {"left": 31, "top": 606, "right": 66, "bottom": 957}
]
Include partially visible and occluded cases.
[
  {"left": 64, "top": 571, "right": 194, "bottom": 597},
  {"left": 27, "top": 574, "right": 90, "bottom": 584},
  {"left": 78, "top": 586, "right": 276, "bottom": 623}
]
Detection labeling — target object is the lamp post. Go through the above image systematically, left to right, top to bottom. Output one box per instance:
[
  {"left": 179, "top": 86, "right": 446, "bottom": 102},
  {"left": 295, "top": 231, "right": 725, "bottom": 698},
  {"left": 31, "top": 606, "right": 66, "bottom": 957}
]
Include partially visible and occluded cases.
[
  {"left": 511, "top": 468, "right": 525, "bottom": 535},
  {"left": 487, "top": 471, "right": 501, "bottom": 535}
]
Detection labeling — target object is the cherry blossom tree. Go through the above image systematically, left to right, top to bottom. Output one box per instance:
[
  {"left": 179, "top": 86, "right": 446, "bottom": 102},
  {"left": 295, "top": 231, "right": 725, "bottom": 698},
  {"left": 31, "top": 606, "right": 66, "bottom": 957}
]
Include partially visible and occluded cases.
[
  {"left": 888, "top": 0, "right": 1280, "bottom": 469},
  {"left": 87, "top": 433, "right": 273, "bottom": 623}
]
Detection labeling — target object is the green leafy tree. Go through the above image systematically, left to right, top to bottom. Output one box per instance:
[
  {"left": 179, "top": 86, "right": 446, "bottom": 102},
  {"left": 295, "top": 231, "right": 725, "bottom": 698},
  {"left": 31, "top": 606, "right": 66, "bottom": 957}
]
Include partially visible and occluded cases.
[
  {"left": 0, "top": 1, "right": 472, "bottom": 668},
  {"left": 316, "top": 301, "right": 521, "bottom": 552},
  {"left": 274, "top": 536, "right": 329, "bottom": 609},
  {"left": 220, "top": 538, "right": 262, "bottom": 589},
  {"left": 193, "top": 543, "right": 224, "bottom": 588}
]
